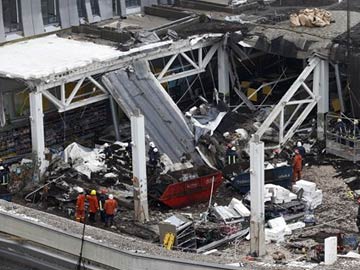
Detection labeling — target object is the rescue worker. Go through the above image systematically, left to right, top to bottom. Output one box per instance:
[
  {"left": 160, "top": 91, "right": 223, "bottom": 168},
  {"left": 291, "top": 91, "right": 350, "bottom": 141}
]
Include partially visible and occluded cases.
[
  {"left": 335, "top": 118, "right": 347, "bottom": 143},
  {"left": 352, "top": 119, "right": 360, "bottom": 139},
  {"left": 148, "top": 141, "right": 155, "bottom": 156},
  {"left": 295, "top": 141, "right": 306, "bottom": 164},
  {"left": 103, "top": 143, "right": 113, "bottom": 159},
  {"left": 226, "top": 145, "right": 238, "bottom": 165},
  {"left": 149, "top": 147, "right": 160, "bottom": 168},
  {"left": 292, "top": 149, "right": 302, "bottom": 183},
  {"left": 75, "top": 188, "right": 86, "bottom": 223},
  {"left": 86, "top": 189, "right": 99, "bottom": 223},
  {"left": 99, "top": 189, "right": 108, "bottom": 223},
  {"left": 104, "top": 194, "right": 118, "bottom": 227},
  {"left": 356, "top": 197, "right": 360, "bottom": 233}
]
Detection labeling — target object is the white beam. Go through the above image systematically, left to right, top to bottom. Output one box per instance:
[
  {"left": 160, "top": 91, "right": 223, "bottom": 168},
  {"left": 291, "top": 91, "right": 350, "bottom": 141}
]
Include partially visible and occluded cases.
[
  {"left": 217, "top": 43, "right": 229, "bottom": 97},
  {"left": 180, "top": 52, "right": 199, "bottom": 69},
  {"left": 157, "top": 54, "right": 178, "bottom": 80},
  {"left": 256, "top": 57, "right": 320, "bottom": 139},
  {"left": 314, "top": 60, "right": 329, "bottom": 139},
  {"left": 334, "top": 63, "right": 345, "bottom": 112},
  {"left": 158, "top": 68, "right": 205, "bottom": 83},
  {"left": 87, "top": 76, "right": 108, "bottom": 93},
  {"left": 66, "top": 77, "right": 85, "bottom": 105},
  {"left": 60, "top": 84, "right": 65, "bottom": 104},
  {"left": 42, "top": 90, "right": 64, "bottom": 109},
  {"left": 29, "top": 91, "right": 46, "bottom": 176},
  {"left": 58, "top": 94, "right": 109, "bottom": 112},
  {"left": 131, "top": 111, "right": 149, "bottom": 223},
  {"left": 250, "top": 136, "right": 265, "bottom": 257}
]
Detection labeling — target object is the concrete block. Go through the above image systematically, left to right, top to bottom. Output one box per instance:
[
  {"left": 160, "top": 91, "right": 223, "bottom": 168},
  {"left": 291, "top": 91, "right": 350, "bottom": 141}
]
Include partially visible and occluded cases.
[
  {"left": 295, "top": 180, "right": 316, "bottom": 194},
  {"left": 228, "top": 198, "right": 250, "bottom": 217},
  {"left": 268, "top": 217, "right": 287, "bottom": 231},
  {"left": 287, "top": 221, "right": 306, "bottom": 231},
  {"left": 265, "top": 227, "right": 285, "bottom": 242},
  {"left": 324, "top": 236, "right": 337, "bottom": 265}
]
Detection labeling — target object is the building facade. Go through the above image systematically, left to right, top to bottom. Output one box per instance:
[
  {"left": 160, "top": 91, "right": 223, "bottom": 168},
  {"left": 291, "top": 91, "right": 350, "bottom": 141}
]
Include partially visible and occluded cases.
[{"left": 0, "top": 0, "right": 158, "bottom": 43}]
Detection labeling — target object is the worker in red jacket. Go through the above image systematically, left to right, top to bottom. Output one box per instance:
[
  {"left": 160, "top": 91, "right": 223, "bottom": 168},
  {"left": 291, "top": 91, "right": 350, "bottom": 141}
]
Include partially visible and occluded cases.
[
  {"left": 292, "top": 149, "right": 303, "bottom": 183},
  {"left": 75, "top": 188, "right": 86, "bottom": 223},
  {"left": 86, "top": 190, "right": 99, "bottom": 223},
  {"left": 104, "top": 194, "right": 118, "bottom": 227}
]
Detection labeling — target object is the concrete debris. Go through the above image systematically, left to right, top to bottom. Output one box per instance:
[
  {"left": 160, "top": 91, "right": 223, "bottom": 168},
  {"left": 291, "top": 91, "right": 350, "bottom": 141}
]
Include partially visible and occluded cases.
[
  {"left": 290, "top": 9, "right": 333, "bottom": 28},
  {"left": 293, "top": 180, "right": 323, "bottom": 209}
]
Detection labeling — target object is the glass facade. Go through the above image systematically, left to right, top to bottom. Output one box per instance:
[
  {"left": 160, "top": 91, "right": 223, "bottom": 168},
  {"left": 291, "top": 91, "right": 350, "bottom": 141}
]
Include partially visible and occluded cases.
[
  {"left": 2, "top": 0, "right": 22, "bottom": 33},
  {"left": 41, "top": 0, "right": 60, "bottom": 25},
  {"left": 90, "top": 0, "right": 100, "bottom": 16}
]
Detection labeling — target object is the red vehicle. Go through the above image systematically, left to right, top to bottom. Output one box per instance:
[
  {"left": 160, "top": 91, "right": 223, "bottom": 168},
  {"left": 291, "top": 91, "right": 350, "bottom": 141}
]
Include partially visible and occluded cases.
[{"left": 148, "top": 166, "right": 223, "bottom": 209}]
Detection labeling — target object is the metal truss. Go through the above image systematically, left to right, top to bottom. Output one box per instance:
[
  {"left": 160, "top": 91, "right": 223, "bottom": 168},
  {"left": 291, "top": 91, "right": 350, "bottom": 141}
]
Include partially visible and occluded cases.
[
  {"left": 154, "top": 43, "right": 220, "bottom": 83},
  {"left": 255, "top": 56, "right": 322, "bottom": 147},
  {"left": 41, "top": 75, "right": 109, "bottom": 112}
]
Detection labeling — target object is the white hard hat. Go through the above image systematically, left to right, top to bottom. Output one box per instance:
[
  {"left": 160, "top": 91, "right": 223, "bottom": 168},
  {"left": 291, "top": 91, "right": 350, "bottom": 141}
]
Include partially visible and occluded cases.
[
  {"left": 337, "top": 118, "right": 342, "bottom": 122},
  {"left": 355, "top": 119, "right": 359, "bottom": 125},
  {"left": 297, "top": 141, "right": 302, "bottom": 147},
  {"left": 149, "top": 142, "right": 155, "bottom": 148},
  {"left": 104, "top": 143, "right": 109, "bottom": 147},
  {"left": 231, "top": 146, "right": 236, "bottom": 151},
  {"left": 153, "top": 148, "right": 158, "bottom": 153},
  {"left": 77, "top": 187, "right": 84, "bottom": 193},
  {"left": 109, "top": 194, "right": 114, "bottom": 199}
]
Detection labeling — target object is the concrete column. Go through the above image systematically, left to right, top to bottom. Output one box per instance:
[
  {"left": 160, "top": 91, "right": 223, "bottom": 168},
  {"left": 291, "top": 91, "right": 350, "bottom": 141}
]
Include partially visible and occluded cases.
[
  {"left": 0, "top": 0, "right": 5, "bottom": 43},
  {"left": 20, "top": 0, "right": 44, "bottom": 36},
  {"left": 59, "top": 0, "right": 80, "bottom": 28},
  {"left": 68, "top": 0, "right": 80, "bottom": 26},
  {"left": 85, "top": 0, "right": 94, "bottom": 23},
  {"left": 99, "top": 0, "right": 113, "bottom": 20},
  {"left": 119, "top": 0, "right": 126, "bottom": 17},
  {"left": 217, "top": 42, "right": 230, "bottom": 98},
  {"left": 314, "top": 60, "right": 329, "bottom": 140},
  {"left": 334, "top": 63, "right": 345, "bottom": 112},
  {"left": 29, "top": 91, "right": 46, "bottom": 176},
  {"left": 110, "top": 97, "right": 120, "bottom": 141},
  {"left": 131, "top": 110, "right": 149, "bottom": 223},
  {"left": 250, "top": 135, "right": 265, "bottom": 257}
]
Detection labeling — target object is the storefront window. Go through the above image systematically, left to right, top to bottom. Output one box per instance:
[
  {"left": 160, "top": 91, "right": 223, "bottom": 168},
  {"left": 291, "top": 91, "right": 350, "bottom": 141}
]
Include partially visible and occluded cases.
[
  {"left": 2, "top": 0, "right": 22, "bottom": 33},
  {"left": 41, "top": 0, "right": 60, "bottom": 25}
]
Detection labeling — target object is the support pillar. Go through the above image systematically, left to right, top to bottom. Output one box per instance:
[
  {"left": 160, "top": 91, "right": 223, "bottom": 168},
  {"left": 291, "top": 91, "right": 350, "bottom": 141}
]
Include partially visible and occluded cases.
[
  {"left": 217, "top": 42, "right": 230, "bottom": 98},
  {"left": 313, "top": 60, "right": 329, "bottom": 140},
  {"left": 334, "top": 63, "right": 345, "bottom": 112},
  {"left": 29, "top": 91, "right": 46, "bottom": 177},
  {"left": 110, "top": 97, "right": 120, "bottom": 141},
  {"left": 131, "top": 110, "right": 149, "bottom": 223},
  {"left": 250, "top": 135, "right": 265, "bottom": 257}
]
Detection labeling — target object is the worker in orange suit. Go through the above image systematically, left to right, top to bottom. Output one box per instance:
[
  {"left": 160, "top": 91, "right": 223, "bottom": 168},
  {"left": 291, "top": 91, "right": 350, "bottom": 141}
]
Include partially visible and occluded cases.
[
  {"left": 292, "top": 149, "right": 303, "bottom": 183},
  {"left": 75, "top": 188, "right": 86, "bottom": 223},
  {"left": 86, "top": 190, "right": 99, "bottom": 223},
  {"left": 104, "top": 194, "right": 118, "bottom": 227}
]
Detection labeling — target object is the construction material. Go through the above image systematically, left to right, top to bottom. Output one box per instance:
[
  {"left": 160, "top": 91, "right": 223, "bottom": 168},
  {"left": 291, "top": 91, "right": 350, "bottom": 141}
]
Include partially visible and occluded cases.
[
  {"left": 290, "top": 9, "right": 333, "bottom": 28},
  {"left": 102, "top": 60, "right": 199, "bottom": 163},
  {"left": 196, "top": 228, "right": 249, "bottom": 254},
  {"left": 324, "top": 236, "right": 337, "bottom": 265}
]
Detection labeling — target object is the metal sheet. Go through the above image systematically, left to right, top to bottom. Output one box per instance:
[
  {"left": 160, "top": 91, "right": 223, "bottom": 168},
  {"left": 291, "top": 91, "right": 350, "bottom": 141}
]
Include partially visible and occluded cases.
[
  {"left": 0, "top": 0, "right": 5, "bottom": 42},
  {"left": 99, "top": 0, "right": 113, "bottom": 20},
  {"left": 102, "top": 60, "right": 200, "bottom": 163}
]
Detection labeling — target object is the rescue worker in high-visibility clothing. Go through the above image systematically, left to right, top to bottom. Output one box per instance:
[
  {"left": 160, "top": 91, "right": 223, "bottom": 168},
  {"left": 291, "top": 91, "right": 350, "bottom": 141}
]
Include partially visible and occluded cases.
[
  {"left": 292, "top": 149, "right": 303, "bottom": 184},
  {"left": 75, "top": 188, "right": 86, "bottom": 223},
  {"left": 86, "top": 189, "right": 99, "bottom": 223},
  {"left": 99, "top": 189, "right": 108, "bottom": 223},
  {"left": 104, "top": 194, "right": 118, "bottom": 227}
]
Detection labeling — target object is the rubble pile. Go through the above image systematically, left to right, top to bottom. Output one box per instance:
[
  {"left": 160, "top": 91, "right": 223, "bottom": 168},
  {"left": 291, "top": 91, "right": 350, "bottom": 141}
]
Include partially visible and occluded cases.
[{"left": 290, "top": 8, "right": 333, "bottom": 28}]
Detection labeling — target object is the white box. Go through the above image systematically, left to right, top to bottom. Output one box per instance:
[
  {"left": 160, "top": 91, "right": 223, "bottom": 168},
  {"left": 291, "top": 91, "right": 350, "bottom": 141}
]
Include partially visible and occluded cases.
[
  {"left": 295, "top": 180, "right": 316, "bottom": 194},
  {"left": 228, "top": 198, "right": 250, "bottom": 217},
  {"left": 268, "top": 216, "right": 287, "bottom": 231},
  {"left": 325, "top": 237, "right": 337, "bottom": 265}
]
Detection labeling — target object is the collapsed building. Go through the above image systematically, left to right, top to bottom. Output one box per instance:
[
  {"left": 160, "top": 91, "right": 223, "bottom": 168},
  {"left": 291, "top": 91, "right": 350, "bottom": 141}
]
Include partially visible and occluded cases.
[{"left": 1, "top": 0, "right": 360, "bottom": 269}]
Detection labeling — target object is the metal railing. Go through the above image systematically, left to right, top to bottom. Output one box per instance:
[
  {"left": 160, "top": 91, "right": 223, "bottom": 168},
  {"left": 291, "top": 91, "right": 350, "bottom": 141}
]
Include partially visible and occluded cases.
[{"left": 326, "top": 113, "right": 360, "bottom": 162}]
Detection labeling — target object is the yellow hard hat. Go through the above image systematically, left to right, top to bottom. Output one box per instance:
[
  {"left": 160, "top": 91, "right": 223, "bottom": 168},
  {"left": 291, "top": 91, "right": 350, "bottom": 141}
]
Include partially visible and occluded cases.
[{"left": 90, "top": 190, "right": 96, "bottom": 195}]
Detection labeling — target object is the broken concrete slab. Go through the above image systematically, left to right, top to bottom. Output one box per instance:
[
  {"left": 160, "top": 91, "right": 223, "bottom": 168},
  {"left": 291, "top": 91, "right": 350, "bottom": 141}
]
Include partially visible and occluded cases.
[{"left": 102, "top": 60, "right": 202, "bottom": 164}]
